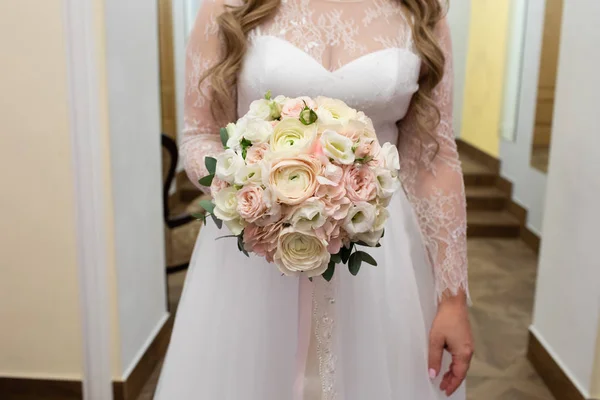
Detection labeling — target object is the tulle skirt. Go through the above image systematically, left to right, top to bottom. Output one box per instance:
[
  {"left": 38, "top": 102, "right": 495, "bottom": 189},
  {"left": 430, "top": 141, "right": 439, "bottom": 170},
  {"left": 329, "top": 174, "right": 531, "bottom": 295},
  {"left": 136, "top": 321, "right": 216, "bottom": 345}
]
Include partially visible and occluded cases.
[{"left": 154, "top": 189, "right": 465, "bottom": 399}]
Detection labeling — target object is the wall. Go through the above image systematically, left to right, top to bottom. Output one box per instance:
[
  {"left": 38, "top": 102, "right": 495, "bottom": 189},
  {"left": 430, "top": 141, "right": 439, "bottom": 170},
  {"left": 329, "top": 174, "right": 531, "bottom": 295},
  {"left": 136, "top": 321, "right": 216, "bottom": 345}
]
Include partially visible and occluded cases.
[
  {"left": 0, "top": 0, "right": 83, "bottom": 379},
  {"left": 103, "top": 0, "right": 169, "bottom": 378},
  {"left": 446, "top": 0, "right": 470, "bottom": 138},
  {"left": 459, "top": 0, "right": 512, "bottom": 157},
  {"left": 499, "top": 0, "right": 548, "bottom": 235},
  {"left": 531, "top": 1, "right": 600, "bottom": 397}
]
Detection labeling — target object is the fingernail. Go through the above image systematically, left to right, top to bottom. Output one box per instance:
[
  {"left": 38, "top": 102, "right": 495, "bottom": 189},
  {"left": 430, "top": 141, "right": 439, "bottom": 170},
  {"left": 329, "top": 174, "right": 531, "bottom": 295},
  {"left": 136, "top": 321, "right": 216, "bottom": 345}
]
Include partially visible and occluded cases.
[{"left": 429, "top": 368, "right": 437, "bottom": 379}]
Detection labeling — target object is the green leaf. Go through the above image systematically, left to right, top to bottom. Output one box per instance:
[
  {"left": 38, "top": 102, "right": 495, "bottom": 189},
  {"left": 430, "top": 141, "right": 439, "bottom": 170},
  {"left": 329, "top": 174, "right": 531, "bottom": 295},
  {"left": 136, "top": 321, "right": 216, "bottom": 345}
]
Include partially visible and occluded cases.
[
  {"left": 264, "top": 90, "right": 272, "bottom": 100},
  {"left": 299, "top": 107, "right": 318, "bottom": 125},
  {"left": 220, "top": 127, "right": 229, "bottom": 147},
  {"left": 240, "top": 138, "right": 252, "bottom": 160},
  {"left": 205, "top": 156, "right": 217, "bottom": 175},
  {"left": 198, "top": 174, "right": 214, "bottom": 187},
  {"left": 199, "top": 199, "right": 215, "bottom": 214},
  {"left": 191, "top": 212, "right": 206, "bottom": 220},
  {"left": 211, "top": 213, "right": 223, "bottom": 229},
  {"left": 381, "top": 228, "right": 385, "bottom": 238},
  {"left": 215, "top": 234, "right": 237, "bottom": 240},
  {"left": 237, "top": 234, "right": 250, "bottom": 257},
  {"left": 339, "top": 245, "right": 352, "bottom": 264},
  {"left": 357, "top": 251, "right": 377, "bottom": 266},
  {"left": 348, "top": 252, "right": 362, "bottom": 276},
  {"left": 330, "top": 253, "right": 342, "bottom": 263},
  {"left": 322, "top": 260, "right": 336, "bottom": 282}
]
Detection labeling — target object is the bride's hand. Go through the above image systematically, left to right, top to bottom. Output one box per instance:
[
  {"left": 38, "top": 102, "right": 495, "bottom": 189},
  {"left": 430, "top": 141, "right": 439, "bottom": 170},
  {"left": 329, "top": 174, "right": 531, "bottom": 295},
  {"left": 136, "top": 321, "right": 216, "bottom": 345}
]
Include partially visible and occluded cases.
[{"left": 428, "top": 292, "right": 473, "bottom": 397}]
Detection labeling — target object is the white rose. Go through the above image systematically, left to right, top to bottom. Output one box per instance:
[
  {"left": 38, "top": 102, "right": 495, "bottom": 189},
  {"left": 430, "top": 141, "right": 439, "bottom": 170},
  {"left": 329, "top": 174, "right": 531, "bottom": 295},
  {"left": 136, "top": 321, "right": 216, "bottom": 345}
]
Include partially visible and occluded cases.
[
  {"left": 315, "top": 97, "right": 358, "bottom": 125},
  {"left": 247, "top": 99, "right": 272, "bottom": 120},
  {"left": 241, "top": 118, "right": 273, "bottom": 144},
  {"left": 269, "top": 118, "right": 317, "bottom": 159},
  {"left": 226, "top": 119, "right": 247, "bottom": 150},
  {"left": 320, "top": 129, "right": 355, "bottom": 165},
  {"left": 379, "top": 142, "right": 400, "bottom": 171},
  {"left": 215, "top": 149, "right": 245, "bottom": 183},
  {"left": 234, "top": 163, "right": 263, "bottom": 186},
  {"left": 375, "top": 168, "right": 401, "bottom": 198},
  {"left": 213, "top": 187, "right": 240, "bottom": 222},
  {"left": 288, "top": 197, "right": 327, "bottom": 230},
  {"left": 343, "top": 201, "right": 377, "bottom": 236},
  {"left": 224, "top": 218, "right": 245, "bottom": 236},
  {"left": 274, "top": 227, "right": 331, "bottom": 277},
  {"left": 355, "top": 229, "right": 384, "bottom": 247}
]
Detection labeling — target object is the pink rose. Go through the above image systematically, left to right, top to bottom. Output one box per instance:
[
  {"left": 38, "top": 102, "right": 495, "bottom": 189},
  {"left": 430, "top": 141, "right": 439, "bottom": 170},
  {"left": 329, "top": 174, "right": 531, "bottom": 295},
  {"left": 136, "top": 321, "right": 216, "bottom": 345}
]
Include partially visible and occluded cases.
[
  {"left": 281, "top": 97, "right": 316, "bottom": 118},
  {"left": 355, "top": 137, "right": 381, "bottom": 159},
  {"left": 245, "top": 143, "right": 269, "bottom": 164},
  {"left": 316, "top": 161, "right": 351, "bottom": 220},
  {"left": 344, "top": 165, "right": 377, "bottom": 202},
  {"left": 209, "top": 176, "right": 229, "bottom": 194},
  {"left": 236, "top": 185, "right": 268, "bottom": 223},
  {"left": 316, "top": 219, "right": 347, "bottom": 254},
  {"left": 243, "top": 221, "right": 284, "bottom": 262}
]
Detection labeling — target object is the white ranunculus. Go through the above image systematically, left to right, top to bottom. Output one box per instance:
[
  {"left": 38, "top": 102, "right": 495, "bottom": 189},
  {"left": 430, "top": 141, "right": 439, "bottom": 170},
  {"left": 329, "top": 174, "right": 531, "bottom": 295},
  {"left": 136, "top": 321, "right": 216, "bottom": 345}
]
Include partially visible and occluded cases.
[
  {"left": 315, "top": 97, "right": 358, "bottom": 125},
  {"left": 247, "top": 99, "right": 273, "bottom": 120},
  {"left": 240, "top": 118, "right": 273, "bottom": 144},
  {"left": 269, "top": 118, "right": 317, "bottom": 159},
  {"left": 320, "top": 129, "right": 355, "bottom": 165},
  {"left": 379, "top": 142, "right": 401, "bottom": 171},
  {"left": 215, "top": 149, "right": 245, "bottom": 183},
  {"left": 234, "top": 162, "right": 263, "bottom": 186},
  {"left": 375, "top": 168, "right": 401, "bottom": 198},
  {"left": 213, "top": 187, "right": 240, "bottom": 222},
  {"left": 289, "top": 197, "right": 327, "bottom": 230},
  {"left": 343, "top": 201, "right": 377, "bottom": 236},
  {"left": 224, "top": 218, "right": 245, "bottom": 236},
  {"left": 274, "top": 227, "right": 331, "bottom": 277},
  {"left": 355, "top": 229, "right": 384, "bottom": 247}
]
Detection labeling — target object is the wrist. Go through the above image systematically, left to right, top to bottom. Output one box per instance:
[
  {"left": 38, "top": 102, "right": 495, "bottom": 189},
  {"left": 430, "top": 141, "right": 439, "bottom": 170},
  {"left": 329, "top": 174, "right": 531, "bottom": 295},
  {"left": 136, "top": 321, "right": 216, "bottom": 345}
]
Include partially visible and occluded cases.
[{"left": 438, "top": 289, "right": 468, "bottom": 310}]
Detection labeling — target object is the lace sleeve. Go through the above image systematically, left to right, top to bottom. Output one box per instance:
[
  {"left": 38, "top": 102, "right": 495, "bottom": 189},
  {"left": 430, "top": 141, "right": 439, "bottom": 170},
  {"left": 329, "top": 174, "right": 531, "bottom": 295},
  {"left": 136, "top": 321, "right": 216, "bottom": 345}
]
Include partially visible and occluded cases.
[
  {"left": 181, "top": 0, "right": 234, "bottom": 191},
  {"left": 398, "top": 18, "right": 469, "bottom": 301}
]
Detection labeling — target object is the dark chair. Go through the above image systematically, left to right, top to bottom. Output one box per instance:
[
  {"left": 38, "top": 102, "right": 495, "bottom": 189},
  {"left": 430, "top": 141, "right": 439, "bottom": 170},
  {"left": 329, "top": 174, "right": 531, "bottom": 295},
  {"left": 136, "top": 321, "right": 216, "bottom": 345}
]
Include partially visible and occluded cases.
[{"left": 161, "top": 134, "right": 207, "bottom": 274}]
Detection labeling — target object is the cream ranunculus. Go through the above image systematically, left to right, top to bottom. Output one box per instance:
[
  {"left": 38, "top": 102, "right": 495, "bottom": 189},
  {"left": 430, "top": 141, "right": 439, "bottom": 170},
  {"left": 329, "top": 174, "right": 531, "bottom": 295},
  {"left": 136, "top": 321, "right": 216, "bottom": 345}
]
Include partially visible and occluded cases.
[
  {"left": 315, "top": 97, "right": 358, "bottom": 125},
  {"left": 247, "top": 99, "right": 273, "bottom": 120},
  {"left": 241, "top": 118, "right": 274, "bottom": 144},
  {"left": 269, "top": 118, "right": 317, "bottom": 158},
  {"left": 320, "top": 129, "right": 355, "bottom": 165},
  {"left": 378, "top": 142, "right": 401, "bottom": 171},
  {"left": 215, "top": 149, "right": 245, "bottom": 183},
  {"left": 269, "top": 155, "right": 320, "bottom": 205},
  {"left": 234, "top": 162, "right": 263, "bottom": 186},
  {"left": 375, "top": 167, "right": 401, "bottom": 198},
  {"left": 213, "top": 187, "right": 240, "bottom": 222},
  {"left": 288, "top": 197, "right": 327, "bottom": 230},
  {"left": 343, "top": 201, "right": 377, "bottom": 236},
  {"left": 274, "top": 227, "right": 331, "bottom": 277}
]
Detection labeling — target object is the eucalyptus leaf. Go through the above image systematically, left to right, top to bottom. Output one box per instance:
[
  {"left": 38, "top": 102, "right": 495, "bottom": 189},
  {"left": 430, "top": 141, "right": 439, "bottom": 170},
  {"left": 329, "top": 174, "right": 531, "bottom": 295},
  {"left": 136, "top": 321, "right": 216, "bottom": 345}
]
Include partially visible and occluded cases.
[
  {"left": 220, "top": 127, "right": 229, "bottom": 147},
  {"left": 205, "top": 156, "right": 217, "bottom": 175},
  {"left": 198, "top": 174, "right": 214, "bottom": 187},
  {"left": 199, "top": 199, "right": 215, "bottom": 214},
  {"left": 191, "top": 212, "right": 206, "bottom": 220},
  {"left": 211, "top": 213, "right": 223, "bottom": 229},
  {"left": 215, "top": 234, "right": 237, "bottom": 240},
  {"left": 340, "top": 245, "right": 352, "bottom": 264},
  {"left": 357, "top": 251, "right": 377, "bottom": 266},
  {"left": 348, "top": 252, "right": 362, "bottom": 276},
  {"left": 330, "top": 253, "right": 342, "bottom": 263},
  {"left": 322, "top": 260, "right": 336, "bottom": 282}
]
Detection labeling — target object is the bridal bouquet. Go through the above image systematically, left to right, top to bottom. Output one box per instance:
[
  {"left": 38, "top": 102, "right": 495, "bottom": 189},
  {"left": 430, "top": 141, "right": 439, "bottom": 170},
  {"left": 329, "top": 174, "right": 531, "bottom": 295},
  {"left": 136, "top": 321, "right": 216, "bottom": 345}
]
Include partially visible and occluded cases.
[{"left": 196, "top": 92, "right": 401, "bottom": 280}]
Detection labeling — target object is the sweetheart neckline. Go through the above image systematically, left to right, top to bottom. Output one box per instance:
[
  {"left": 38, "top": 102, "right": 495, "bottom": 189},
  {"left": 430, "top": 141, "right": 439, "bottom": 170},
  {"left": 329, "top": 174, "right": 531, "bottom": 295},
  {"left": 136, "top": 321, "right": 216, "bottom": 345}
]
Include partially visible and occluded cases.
[{"left": 249, "top": 35, "right": 421, "bottom": 75}]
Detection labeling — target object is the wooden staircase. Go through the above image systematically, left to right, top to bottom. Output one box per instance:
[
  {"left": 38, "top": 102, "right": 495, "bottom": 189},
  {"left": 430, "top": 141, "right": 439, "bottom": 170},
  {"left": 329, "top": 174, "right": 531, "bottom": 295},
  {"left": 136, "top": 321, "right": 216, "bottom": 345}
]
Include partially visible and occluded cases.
[{"left": 176, "top": 150, "right": 524, "bottom": 240}]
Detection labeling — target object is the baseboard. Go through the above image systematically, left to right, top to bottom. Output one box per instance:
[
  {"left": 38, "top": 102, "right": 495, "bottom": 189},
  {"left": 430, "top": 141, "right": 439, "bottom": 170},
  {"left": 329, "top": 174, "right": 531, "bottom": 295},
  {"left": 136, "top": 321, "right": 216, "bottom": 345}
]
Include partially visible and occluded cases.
[
  {"left": 456, "top": 139, "right": 500, "bottom": 173},
  {"left": 505, "top": 198, "right": 541, "bottom": 254},
  {"left": 113, "top": 315, "right": 174, "bottom": 400},
  {"left": 0, "top": 317, "right": 174, "bottom": 400},
  {"left": 528, "top": 330, "right": 589, "bottom": 400},
  {"left": 0, "top": 378, "right": 82, "bottom": 400}
]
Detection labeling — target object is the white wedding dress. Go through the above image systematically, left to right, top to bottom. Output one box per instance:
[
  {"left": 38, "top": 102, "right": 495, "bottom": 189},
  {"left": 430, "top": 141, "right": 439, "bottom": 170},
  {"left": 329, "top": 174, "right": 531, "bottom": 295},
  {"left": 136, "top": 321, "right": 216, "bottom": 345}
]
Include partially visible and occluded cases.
[{"left": 155, "top": 0, "right": 468, "bottom": 398}]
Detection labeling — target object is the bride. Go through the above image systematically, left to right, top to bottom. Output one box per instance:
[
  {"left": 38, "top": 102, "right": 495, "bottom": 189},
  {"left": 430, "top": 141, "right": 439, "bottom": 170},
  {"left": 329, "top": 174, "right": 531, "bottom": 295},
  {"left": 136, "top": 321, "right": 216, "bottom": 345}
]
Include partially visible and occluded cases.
[{"left": 155, "top": 0, "right": 473, "bottom": 398}]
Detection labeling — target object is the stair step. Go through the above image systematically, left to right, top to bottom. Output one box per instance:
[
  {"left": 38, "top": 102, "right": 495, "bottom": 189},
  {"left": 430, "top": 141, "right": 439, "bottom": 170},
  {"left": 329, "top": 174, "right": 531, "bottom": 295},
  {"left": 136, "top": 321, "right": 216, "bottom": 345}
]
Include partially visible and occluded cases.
[
  {"left": 461, "top": 154, "right": 497, "bottom": 187},
  {"left": 180, "top": 179, "right": 202, "bottom": 202},
  {"left": 466, "top": 187, "right": 507, "bottom": 210},
  {"left": 467, "top": 211, "right": 521, "bottom": 238}
]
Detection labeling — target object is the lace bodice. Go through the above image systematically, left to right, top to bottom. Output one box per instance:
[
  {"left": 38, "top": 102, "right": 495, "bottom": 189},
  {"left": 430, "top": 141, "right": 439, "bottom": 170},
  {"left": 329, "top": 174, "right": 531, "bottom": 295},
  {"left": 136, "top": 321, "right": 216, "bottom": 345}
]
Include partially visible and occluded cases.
[{"left": 181, "top": 0, "right": 468, "bottom": 299}]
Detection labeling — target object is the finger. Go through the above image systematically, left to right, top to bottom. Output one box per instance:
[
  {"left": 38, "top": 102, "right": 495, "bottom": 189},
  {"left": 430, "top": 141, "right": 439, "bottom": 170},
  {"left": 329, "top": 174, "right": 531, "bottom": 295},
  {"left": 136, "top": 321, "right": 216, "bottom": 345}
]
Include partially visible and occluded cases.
[
  {"left": 428, "top": 332, "right": 445, "bottom": 379},
  {"left": 444, "top": 358, "right": 470, "bottom": 395},
  {"left": 439, "top": 369, "right": 452, "bottom": 392}
]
